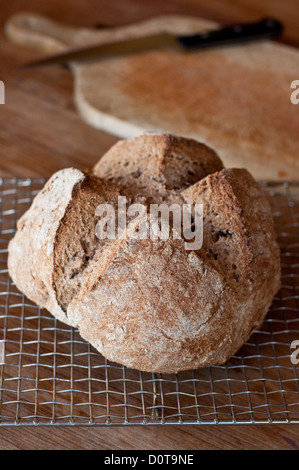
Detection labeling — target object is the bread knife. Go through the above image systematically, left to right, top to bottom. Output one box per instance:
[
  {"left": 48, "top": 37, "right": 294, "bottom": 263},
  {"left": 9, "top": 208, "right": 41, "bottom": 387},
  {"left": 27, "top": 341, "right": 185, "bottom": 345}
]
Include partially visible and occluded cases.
[{"left": 18, "top": 17, "right": 283, "bottom": 69}]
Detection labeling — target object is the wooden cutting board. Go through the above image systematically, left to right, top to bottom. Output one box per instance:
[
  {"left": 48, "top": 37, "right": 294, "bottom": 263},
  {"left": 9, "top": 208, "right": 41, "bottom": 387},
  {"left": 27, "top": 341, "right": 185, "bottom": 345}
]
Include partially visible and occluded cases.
[{"left": 5, "top": 12, "right": 299, "bottom": 180}]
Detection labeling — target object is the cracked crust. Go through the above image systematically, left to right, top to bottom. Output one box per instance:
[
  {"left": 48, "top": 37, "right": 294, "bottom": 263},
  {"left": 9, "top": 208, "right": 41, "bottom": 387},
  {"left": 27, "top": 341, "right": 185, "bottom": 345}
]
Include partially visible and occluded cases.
[
  {"left": 8, "top": 168, "right": 121, "bottom": 326},
  {"left": 8, "top": 168, "right": 85, "bottom": 325},
  {"left": 68, "top": 217, "right": 235, "bottom": 373}
]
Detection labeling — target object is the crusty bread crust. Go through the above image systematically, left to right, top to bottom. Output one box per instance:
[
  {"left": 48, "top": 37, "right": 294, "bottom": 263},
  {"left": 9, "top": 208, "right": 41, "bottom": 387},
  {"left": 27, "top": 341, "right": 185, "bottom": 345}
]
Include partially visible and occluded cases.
[
  {"left": 93, "top": 133, "right": 223, "bottom": 203},
  {"left": 8, "top": 134, "right": 281, "bottom": 373},
  {"left": 8, "top": 168, "right": 85, "bottom": 325},
  {"left": 8, "top": 168, "right": 120, "bottom": 326},
  {"left": 52, "top": 173, "right": 120, "bottom": 314},
  {"left": 68, "top": 219, "right": 234, "bottom": 372}
]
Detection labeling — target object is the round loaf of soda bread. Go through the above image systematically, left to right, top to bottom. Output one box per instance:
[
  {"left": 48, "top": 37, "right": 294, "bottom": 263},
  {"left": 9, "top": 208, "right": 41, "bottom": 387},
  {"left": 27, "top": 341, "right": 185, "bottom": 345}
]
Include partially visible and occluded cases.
[{"left": 8, "top": 134, "right": 281, "bottom": 373}]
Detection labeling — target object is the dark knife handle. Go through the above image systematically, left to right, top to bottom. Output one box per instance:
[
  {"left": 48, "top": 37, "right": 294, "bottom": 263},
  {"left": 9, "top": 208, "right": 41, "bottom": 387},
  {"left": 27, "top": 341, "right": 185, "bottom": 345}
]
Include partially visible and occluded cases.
[{"left": 177, "top": 18, "right": 283, "bottom": 50}]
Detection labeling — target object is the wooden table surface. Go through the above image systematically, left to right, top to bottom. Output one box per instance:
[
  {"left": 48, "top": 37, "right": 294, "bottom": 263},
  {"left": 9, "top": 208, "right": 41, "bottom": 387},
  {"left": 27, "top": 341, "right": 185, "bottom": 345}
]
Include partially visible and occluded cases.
[{"left": 0, "top": 0, "right": 299, "bottom": 450}]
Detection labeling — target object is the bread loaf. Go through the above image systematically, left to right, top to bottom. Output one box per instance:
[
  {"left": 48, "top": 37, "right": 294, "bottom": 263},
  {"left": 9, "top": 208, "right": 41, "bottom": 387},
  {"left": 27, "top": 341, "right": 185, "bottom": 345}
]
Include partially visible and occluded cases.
[{"left": 8, "top": 133, "right": 281, "bottom": 373}]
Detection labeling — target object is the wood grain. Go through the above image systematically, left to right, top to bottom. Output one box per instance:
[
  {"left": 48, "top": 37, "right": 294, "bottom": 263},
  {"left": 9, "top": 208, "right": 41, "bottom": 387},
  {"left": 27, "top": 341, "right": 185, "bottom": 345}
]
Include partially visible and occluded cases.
[
  {"left": 0, "top": 0, "right": 299, "bottom": 451},
  {"left": 0, "top": 424, "right": 299, "bottom": 450}
]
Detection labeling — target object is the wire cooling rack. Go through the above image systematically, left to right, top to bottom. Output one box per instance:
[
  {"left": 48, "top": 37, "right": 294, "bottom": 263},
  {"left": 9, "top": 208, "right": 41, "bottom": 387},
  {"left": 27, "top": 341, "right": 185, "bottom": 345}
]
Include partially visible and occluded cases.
[{"left": 0, "top": 178, "right": 298, "bottom": 426}]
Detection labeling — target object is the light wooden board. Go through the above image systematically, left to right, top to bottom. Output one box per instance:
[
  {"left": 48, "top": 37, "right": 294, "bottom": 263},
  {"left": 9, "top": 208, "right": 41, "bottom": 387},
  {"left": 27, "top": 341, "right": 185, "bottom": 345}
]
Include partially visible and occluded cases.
[{"left": 5, "top": 12, "right": 299, "bottom": 181}]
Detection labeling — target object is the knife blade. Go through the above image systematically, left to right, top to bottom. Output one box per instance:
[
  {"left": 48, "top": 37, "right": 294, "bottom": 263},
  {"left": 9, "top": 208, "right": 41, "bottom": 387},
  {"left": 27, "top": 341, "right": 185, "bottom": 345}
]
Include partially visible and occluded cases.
[{"left": 18, "top": 17, "right": 283, "bottom": 70}]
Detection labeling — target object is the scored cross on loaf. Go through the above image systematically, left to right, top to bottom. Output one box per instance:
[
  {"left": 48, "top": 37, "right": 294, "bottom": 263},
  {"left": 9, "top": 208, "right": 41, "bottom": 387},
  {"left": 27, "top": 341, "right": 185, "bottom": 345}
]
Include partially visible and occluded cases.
[{"left": 8, "top": 133, "right": 280, "bottom": 373}]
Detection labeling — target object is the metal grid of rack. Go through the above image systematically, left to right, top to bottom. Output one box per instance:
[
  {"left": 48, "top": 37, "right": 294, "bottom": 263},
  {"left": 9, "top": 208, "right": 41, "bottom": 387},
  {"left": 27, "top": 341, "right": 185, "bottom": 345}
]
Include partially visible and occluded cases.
[{"left": 0, "top": 178, "right": 298, "bottom": 425}]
